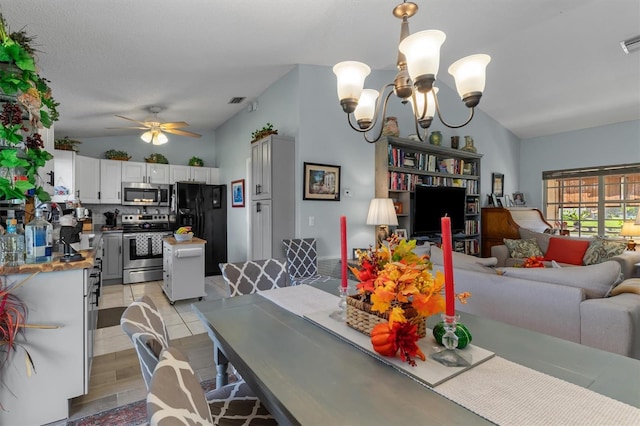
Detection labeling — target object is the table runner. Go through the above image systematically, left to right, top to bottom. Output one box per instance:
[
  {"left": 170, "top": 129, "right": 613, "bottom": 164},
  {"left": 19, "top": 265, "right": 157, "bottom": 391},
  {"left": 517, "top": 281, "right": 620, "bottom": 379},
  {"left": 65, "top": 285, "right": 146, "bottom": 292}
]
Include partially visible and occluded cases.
[{"left": 258, "top": 285, "right": 640, "bottom": 425}]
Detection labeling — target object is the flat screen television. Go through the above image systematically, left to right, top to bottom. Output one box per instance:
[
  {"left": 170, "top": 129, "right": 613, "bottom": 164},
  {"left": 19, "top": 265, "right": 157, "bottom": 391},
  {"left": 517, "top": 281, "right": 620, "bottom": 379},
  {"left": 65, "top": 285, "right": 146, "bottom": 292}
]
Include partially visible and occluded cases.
[{"left": 412, "top": 185, "right": 466, "bottom": 236}]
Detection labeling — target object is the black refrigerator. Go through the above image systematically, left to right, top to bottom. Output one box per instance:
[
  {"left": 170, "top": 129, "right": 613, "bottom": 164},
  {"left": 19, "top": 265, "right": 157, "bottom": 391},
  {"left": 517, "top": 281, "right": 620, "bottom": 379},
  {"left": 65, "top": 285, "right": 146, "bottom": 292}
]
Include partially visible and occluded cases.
[{"left": 174, "top": 182, "right": 227, "bottom": 276}]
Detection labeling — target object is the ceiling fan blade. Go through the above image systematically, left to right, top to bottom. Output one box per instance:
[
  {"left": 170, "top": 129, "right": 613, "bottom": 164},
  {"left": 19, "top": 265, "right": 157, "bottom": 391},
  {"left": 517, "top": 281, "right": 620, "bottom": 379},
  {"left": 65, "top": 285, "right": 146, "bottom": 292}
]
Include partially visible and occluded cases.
[
  {"left": 115, "top": 115, "right": 149, "bottom": 126},
  {"left": 159, "top": 121, "right": 189, "bottom": 129},
  {"left": 105, "top": 126, "right": 149, "bottom": 130},
  {"left": 164, "top": 128, "right": 202, "bottom": 138}
]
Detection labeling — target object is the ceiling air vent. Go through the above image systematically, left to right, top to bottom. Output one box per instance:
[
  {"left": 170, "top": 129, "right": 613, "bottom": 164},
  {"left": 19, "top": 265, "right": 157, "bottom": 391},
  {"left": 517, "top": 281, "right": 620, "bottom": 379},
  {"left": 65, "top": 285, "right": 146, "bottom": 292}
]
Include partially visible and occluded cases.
[{"left": 228, "top": 97, "right": 246, "bottom": 104}]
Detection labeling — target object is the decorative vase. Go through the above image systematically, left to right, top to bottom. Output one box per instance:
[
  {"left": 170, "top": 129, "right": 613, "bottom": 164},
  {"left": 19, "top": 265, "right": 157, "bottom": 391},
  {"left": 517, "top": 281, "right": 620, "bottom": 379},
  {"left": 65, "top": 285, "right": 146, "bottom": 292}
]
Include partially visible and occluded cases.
[
  {"left": 382, "top": 117, "right": 400, "bottom": 137},
  {"left": 429, "top": 131, "right": 442, "bottom": 145},
  {"left": 451, "top": 136, "right": 460, "bottom": 149},
  {"left": 460, "top": 136, "right": 477, "bottom": 153},
  {"left": 345, "top": 295, "right": 426, "bottom": 338},
  {"left": 433, "top": 320, "right": 472, "bottom": 349}
]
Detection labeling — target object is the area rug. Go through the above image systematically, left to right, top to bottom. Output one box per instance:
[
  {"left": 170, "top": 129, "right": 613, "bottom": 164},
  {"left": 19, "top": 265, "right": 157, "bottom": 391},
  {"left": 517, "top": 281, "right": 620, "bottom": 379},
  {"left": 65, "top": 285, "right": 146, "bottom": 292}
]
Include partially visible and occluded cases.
[
  {"left": 97, "top": 306, "right": 128, "bottom": 329},
  {"left": 67, "top": 379, "right": 217, "bottom": 425}
]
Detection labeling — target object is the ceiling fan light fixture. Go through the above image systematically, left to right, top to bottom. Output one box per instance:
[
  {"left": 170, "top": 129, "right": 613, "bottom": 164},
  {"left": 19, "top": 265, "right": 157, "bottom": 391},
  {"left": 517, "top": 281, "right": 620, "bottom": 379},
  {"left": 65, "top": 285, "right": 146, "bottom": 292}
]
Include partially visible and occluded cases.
[
  {"left": 141, "top": 130, "right": 153, "bottom": 143},
  {"left": 153, "top": 132, "right": 169, "bottom": 145}
]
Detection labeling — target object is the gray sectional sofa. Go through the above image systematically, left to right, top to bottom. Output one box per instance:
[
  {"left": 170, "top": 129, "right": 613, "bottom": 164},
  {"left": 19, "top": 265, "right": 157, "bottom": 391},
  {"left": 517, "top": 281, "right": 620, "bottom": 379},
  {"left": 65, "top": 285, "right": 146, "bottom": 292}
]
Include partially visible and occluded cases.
[{"left": 426, "top": 245, "right": 640, "bottom": 360}]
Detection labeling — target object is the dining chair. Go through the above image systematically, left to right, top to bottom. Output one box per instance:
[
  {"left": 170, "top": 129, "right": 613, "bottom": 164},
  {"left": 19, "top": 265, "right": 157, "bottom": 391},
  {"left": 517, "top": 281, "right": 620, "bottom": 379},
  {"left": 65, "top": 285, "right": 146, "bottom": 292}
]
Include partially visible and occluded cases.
[
  {"left": 282, "top": 238, "right": 333, "bottom": 286},
  {"left": 219, "top": 258, "right": 289, "bottom": 296},
  {"left": 120, "top": 295, "right": 170, "bottom": 390},
  {"left": 147, "top": 347, "right": 276, "bottom": 426}
]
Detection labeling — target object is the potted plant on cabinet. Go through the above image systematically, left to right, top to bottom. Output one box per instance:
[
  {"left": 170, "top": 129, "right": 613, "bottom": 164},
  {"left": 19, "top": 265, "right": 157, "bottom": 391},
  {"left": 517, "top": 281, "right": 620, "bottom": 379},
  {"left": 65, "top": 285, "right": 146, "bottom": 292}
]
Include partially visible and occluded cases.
[
  {"left": 0, "top": 14, "right": 59, "bottom": 202},
  {"left": 250, "top": 123, "right": 278, "bottom": 143},
  {"left": 54, "top": 136, "right": 81, "bottom": 152},
  {"left": 104, "top": 149, "right": 131, "bottom": 161},
  {"left": 145, "top": 153, "right": 169, "bottom": 164},
  {"left": 188, "top": 156, "right": 203, "bottom": 167}
]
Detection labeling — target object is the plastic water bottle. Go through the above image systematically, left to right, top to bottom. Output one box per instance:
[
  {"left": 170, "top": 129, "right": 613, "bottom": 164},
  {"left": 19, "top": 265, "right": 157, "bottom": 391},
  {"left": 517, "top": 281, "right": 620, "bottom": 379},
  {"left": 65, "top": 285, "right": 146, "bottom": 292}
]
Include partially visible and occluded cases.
[
  {"left": 25, "top": 208, "right": 53, "bottom": 263},
  {"left": 1, "top": 210, "right": 25, "bottom": 266}
]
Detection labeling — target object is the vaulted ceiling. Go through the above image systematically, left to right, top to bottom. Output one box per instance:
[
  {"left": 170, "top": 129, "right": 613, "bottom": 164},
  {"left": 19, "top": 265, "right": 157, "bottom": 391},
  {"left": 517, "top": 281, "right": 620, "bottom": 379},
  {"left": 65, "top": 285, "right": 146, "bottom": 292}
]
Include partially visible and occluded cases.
[{"left": 2, "top": 0, "right": 639, "bottom": 140}]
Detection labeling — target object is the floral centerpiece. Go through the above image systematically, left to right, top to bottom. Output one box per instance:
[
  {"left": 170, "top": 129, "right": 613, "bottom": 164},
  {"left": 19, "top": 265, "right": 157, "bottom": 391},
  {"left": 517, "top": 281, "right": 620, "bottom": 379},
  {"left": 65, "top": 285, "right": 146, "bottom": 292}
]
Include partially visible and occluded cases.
[
  {"left": 0, "top": 13, "right": 59, "bottom": 202},
  {"left": 349, "top": 237, "right": 470, "bottom": 365}
]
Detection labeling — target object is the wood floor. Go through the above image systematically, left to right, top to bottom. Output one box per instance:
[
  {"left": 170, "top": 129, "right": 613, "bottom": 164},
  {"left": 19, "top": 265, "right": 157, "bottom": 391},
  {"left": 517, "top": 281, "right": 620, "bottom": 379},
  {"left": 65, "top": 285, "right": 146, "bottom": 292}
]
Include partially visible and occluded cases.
[{"left": 57, "top": 276, "right": 228, "bottom": 423}]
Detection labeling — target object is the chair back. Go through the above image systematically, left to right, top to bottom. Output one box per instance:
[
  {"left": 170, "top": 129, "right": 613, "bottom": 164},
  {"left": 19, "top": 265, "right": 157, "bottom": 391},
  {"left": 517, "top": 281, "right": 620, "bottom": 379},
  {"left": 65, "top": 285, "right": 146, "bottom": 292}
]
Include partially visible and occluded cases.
[
  {"left": 282, "top": 238, "right": 319, "bottom": 281},
  {"left": 219, "top": 258, "right": 288, "bottom": 297},
  {"left": 121, "top": 296, "right": 170, "bottom": 390},
  {"left": 147, "top": 347, "right": 214, "bottom": 426}
]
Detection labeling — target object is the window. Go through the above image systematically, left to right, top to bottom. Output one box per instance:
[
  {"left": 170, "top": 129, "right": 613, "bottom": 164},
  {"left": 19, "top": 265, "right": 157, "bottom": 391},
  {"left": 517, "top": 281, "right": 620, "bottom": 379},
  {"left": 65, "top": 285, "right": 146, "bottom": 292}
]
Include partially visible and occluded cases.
[{"left": 543, "top": 164, "right": 640, "bottom": 237}]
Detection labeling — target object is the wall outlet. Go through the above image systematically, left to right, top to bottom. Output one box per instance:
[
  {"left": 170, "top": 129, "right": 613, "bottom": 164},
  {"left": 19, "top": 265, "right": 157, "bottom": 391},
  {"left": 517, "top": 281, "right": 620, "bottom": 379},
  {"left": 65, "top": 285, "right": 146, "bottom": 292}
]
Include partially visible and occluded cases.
[{"left": 309, "top": 216, "right": 315, "bottom": 227}]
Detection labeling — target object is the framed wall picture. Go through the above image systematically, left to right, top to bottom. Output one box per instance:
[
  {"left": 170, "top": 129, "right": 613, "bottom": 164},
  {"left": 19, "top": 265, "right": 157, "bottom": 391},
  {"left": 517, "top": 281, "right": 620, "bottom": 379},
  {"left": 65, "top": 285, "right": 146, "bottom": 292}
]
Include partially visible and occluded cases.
[
  {"left": 303, "top": 162, "right": 341, "bottom": 201},
  {"left": 492, "top": 173, "right": 504, "bottom": 197},
  {"left": 231, "top": 179, "right": 245, "bottom": 207}
]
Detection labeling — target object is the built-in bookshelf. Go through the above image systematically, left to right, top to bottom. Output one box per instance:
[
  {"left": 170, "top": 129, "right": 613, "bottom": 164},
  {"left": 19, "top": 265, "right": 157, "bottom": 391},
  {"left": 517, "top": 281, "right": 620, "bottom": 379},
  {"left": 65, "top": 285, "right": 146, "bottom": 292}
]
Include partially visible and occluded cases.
[{"left": 375, "top": 136, "right": 483, "bottom": 256}]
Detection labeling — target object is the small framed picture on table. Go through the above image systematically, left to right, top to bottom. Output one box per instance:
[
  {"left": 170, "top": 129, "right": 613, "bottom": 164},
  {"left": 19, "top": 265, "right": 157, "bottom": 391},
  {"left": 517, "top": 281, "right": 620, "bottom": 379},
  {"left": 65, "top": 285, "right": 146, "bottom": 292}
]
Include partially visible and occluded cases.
[
  {"left": 513, "top": 192, "right": 526, "bottom": 206},
  {"left": 396, "top": 229, "right": 407, "bottom": 240}
]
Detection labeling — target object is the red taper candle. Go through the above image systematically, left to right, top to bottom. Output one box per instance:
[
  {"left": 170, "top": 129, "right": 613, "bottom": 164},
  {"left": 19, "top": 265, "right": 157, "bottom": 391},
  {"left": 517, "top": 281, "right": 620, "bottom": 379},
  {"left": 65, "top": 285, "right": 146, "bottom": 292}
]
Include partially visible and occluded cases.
[
  {"left": 340, "top": 216, "right": 348, "bottom": 289},
  {"left": 441, "top": 216, "right": 455, "bottom": 316}
]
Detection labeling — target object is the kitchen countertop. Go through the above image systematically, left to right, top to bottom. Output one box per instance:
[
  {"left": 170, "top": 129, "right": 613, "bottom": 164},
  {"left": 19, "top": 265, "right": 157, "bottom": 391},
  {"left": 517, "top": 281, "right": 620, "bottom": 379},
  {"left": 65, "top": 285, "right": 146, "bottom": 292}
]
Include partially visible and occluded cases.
[
  {"left": 0, "top": 236, "right": 102, "bottom": 275},
  {"left": 163, "top": 236, "right": 207, "bottom": 245}
]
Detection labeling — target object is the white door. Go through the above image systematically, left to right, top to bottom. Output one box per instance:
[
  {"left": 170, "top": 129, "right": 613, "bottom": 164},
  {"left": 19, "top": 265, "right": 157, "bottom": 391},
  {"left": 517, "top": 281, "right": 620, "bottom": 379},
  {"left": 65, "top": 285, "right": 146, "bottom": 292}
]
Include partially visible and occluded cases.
[
  {"left": 258, "top": 138, "right": 272, "bottom": 199},
  {"left": 75, "top": 156, "right": 100, "bottom": 203},
  {"left": 170, "top": 165, "right": 191, "bottom": 183},
  {"left": 191, "top": 166, "right": 210, "bottom": 184},
  {"left": 251, "top": 199, "right": 272, "bottom": 259}
]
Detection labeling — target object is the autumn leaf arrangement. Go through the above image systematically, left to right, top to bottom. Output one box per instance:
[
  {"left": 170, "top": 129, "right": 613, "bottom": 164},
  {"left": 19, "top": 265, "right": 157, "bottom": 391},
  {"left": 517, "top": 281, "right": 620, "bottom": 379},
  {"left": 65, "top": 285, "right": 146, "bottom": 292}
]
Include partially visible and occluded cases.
[{"left": 350, "top": 238, "right": 446, "bottom": 365}]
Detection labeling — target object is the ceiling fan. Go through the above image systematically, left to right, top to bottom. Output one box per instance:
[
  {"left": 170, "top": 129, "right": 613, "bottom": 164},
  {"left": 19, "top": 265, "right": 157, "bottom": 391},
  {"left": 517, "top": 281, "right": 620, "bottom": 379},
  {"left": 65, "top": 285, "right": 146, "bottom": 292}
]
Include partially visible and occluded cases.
[{"left": 108, "top": 106, "right": 202, "bottom": 145}]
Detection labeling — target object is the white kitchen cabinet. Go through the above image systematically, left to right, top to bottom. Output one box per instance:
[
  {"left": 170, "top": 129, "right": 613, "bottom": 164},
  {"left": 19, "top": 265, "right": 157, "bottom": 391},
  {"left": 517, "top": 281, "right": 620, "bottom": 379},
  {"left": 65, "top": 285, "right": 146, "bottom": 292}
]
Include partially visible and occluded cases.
[
  {"left": 41, "top": 125, "right": 55, "bottom": 197},
  {"left": 250, "top": 135, "right": 295, "bottom": 259},
  {"left": 51, "top": 149, "right": 75, "bottom": 203},
  {"left": 75, "top": 155, "right": 100, "bottom": 204},
  {"left": 99, "top": 159, "right": 122, "bottom": 204},
  {"left": 121, "top": 161, "right": 170, "bottom": 184},
  {"left": 170, "top": 165, "right": 218, "bottom": 184},
  {"left": 102, "top": 231, "right": 123, "bottom": 282},
  {"left": 162, "top": 237, "right": 206, "bottom": 304}
]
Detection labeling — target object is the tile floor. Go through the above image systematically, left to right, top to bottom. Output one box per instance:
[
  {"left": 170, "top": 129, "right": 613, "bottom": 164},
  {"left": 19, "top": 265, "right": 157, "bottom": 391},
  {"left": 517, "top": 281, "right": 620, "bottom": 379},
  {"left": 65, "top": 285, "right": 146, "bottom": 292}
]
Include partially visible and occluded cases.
[{"left": 56, "top": 276, "right": 229, "bottom": 424}]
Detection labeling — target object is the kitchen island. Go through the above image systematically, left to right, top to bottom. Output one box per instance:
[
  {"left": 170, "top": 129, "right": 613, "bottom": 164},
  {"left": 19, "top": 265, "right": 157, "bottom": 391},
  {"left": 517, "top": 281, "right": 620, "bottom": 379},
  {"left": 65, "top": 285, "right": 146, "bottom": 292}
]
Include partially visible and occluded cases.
[{"left": 0, "top": 238, "right": 103, "bottom": 426}]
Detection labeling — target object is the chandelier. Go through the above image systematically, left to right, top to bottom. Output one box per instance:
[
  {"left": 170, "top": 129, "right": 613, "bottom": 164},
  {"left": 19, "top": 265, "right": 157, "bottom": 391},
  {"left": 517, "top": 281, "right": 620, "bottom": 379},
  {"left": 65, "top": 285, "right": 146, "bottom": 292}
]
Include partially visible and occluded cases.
[{"left": 333, "top": 1, "right": 491, "bottom": 143}]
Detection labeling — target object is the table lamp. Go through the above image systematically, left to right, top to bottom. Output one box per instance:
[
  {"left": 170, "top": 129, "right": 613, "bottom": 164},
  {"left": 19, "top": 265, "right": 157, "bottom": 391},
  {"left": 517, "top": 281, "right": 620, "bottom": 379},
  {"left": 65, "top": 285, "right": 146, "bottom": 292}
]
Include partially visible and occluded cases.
[
  {"left": 366, "top": 198, "right": 399, "bottom": 247},
  {"left": 620, "top": 221, "right": 640, "bottom": 250}
]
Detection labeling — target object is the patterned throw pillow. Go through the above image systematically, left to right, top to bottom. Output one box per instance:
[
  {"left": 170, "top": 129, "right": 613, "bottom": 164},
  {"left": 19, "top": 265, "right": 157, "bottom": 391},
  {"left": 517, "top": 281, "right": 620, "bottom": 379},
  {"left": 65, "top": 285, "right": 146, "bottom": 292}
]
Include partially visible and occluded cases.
[
  {"left": 583, "top": 237, "right": 627, "bottom": 265},
  {"left": 503, "top": 238, "right": 543, "bottom": 259}
]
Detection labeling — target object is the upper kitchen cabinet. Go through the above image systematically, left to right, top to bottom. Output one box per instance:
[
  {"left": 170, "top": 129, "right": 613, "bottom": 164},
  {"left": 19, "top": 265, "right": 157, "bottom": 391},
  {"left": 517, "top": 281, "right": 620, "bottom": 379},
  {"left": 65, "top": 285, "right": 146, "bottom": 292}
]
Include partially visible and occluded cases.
[
  {"left": 51, "top": 149, "right": 75, "bottom": 204},
  {"left": 75, "top": 156, "right": 101, "bottom": 204},
  {"left": 100, "top": 159, "right": 122, "bottom": 204},
  {"left": 121, "top": 161, "right": 170, "bottom": 184},
  {"left": 170, "top": 165, "right": 218, "bottom": 184}
]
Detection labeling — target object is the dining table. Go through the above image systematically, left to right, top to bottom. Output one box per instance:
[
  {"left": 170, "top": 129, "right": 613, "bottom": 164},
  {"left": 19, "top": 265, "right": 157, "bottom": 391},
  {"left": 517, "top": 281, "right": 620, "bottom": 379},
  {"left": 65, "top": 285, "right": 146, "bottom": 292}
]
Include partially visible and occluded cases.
[{"left": 192, "top": 279, "right": 640, "bottom": 425}]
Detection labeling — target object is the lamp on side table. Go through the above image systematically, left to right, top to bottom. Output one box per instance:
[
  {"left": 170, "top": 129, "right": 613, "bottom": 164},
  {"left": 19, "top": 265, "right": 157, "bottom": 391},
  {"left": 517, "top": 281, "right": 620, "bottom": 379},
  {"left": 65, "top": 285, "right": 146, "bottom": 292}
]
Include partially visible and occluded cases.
[
  {"left": 366, "top": 198, "right": 399, "bottom": 247},
  {"left": 620, "top": 221, "right": 640, "bottom": 251}
]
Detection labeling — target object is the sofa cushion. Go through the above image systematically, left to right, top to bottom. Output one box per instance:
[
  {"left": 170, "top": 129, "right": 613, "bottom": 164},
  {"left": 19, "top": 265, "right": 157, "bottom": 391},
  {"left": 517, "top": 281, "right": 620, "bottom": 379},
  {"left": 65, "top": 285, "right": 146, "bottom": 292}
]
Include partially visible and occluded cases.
[
  {"left": 583, "top": 236, "right": 627, "bottom": 265},
  {"left": 543, "top": 237, "right": 590, "bottom": 265},
  {"left": 503, "top": 238, "right": 543, "bottom": 258},
  {"left": 429, "top": 246, "right": 497, "bottom": 274},
  {"left": 498, "top": 261, "right": 622, "bottom": 299},
  {"left": 609, "top": 278, "right": 640, "bottom": 296}
]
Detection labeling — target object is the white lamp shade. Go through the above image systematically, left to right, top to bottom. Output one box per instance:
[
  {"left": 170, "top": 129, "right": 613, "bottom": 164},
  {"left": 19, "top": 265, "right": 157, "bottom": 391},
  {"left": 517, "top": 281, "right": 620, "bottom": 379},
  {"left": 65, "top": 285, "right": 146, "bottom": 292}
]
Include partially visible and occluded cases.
[
  {"left": 398, "top": 30, "right": 446, "bottom": 86},
  {"left": 448, "top": 54, "right": 491, "bottom": 98},
  {"left": 333, "top": 61, "right": 371, "bottom": 102},
  {"left": 410, "top": 87, "right": 438, "bottom": 119},
  {"left": 353, "top": 89, "right": 379, "bottom": 122},
  {"left": 141, "top": 130, "right": 153, "bottom": 143},
  {"left": 153, "top": 132, "right": 169, "bottom": 145},
  {"left": 366, "top": 198, "right": 399, "bottom": 226},
  {"left": 621, "top": 221, "right": 640, "bottom": 237}
]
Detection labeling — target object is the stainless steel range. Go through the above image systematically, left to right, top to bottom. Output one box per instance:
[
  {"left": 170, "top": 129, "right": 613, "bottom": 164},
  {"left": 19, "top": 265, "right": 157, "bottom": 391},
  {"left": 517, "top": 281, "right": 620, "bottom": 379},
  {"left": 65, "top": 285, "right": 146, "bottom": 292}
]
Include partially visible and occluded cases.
[{"left": 122, "top": 213, "right": 171, "bottom": 284}]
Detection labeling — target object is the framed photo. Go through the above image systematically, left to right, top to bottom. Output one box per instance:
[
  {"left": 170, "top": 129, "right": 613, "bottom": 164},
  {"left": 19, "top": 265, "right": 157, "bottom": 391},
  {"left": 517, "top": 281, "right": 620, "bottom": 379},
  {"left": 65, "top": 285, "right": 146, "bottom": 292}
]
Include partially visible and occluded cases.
[
  {"left": 303, "top": 162, "right": 341, "bottom": 201},
  {"left": 492, "top": 173, "right": 504, "bottom": 197},
  {"left": 231, "top": 179, "right": 245, "bottom": 207},
  {"left": 512, "top": 192, "right": 526, "bottom": 206},
  {"left": 491, "top": 193, "right": 499, "bottom": 207},
  {"left": 487, "top": 194, "right": 494, "bottom": 206},
  {"left": 496, "top": 197, "right": 504, "bottom": 208},
  {"left": 396, "top": 229, "right": 407, "bottom": 240},
  {"left": 352, "top": 248, "right": 367, "bottom": 260}
]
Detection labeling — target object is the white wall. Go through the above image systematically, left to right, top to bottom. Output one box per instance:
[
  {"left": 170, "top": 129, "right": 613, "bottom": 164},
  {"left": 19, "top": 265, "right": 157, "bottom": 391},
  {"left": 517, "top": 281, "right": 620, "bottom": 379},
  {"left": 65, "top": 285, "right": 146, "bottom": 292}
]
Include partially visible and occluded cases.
[
  {"left": 214, "top": 64, "right": 519, "bottom": 260},
  {"left": 519, "top": 119, "right": 640, "bottom": 208},
  {"left": 74, "top": 130, "right": 218, "bottom": 167}
]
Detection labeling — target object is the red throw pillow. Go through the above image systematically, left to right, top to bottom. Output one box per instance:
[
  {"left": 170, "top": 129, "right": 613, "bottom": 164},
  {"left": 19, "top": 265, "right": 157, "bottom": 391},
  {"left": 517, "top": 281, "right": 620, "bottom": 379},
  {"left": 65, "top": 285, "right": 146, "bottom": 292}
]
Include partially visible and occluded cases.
[{"left": 543, "top": 237, "right": 590, "bottom": 265}]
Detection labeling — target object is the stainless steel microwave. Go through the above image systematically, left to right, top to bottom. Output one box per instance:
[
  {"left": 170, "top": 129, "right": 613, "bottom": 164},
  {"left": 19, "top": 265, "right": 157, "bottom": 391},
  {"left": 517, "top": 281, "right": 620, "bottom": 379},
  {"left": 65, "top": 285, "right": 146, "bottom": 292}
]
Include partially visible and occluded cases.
[{"left": 121, "top": 182, "right": 171, "bottom": 206}]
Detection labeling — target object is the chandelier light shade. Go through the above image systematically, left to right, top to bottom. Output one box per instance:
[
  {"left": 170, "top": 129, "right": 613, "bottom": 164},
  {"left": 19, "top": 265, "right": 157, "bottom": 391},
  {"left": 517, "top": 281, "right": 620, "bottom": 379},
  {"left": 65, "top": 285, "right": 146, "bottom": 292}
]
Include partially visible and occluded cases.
[{"left": 334, "top": 1, "right": 491, "bottom": 143}]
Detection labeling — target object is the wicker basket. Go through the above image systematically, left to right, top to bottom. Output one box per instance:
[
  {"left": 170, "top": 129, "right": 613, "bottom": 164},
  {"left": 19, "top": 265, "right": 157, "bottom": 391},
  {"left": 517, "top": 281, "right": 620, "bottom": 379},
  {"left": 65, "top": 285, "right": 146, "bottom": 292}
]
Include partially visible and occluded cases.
[{"left": 346, "top": 295, "right": 426, "bottom": 338}]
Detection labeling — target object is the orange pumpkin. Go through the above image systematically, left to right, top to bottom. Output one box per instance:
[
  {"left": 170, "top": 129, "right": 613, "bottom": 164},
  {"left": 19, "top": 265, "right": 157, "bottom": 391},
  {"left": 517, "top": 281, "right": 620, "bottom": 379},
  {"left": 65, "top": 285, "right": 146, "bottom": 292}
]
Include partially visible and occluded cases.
[{"left": 370, "top": 323, "right": 397, "bottom": 357}]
